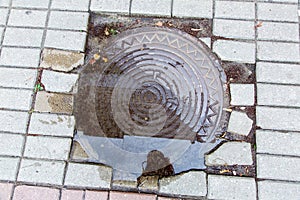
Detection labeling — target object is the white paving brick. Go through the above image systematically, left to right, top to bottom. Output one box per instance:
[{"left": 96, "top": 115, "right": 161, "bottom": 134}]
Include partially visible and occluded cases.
[
  {"left": 0, "top": 0, "right": 10, "bottom": 7},
  {"left": 12, "top": 0, "right": 49, "bottom": 8},
  {"left": 51, "top": 0, "right": 90, "bottom": 11},
  {"left": 90, "top": 0, "right": 130, "bottom": 14},
  {"left": 131, "top": 0, "right": 171, "bottom": 16},
  {"left": 173, "top": 0, "right": 213, "bottom": 19},
  {"left": 258, "top": 0, "right": 298, "bottom": 2},
  {"left": 215, "top": 1, "right": 255, "bottom": 20},
  {"left": 257, "top": 3, "right": 298, "bottom": 22},
  {"left": 0, "top": 8, "right": 8, "bottom": 25},
  {"left": 8, "top": 9, "right": 47, "bottom": 27},
  {"left": 48, "top": 11, "right": 89, "bottom": 31},
  {"left": 213, "top": 19, "right": 255, "bottom": 40},
  {"left": 257, "top": 22, "right": 299, "bottom": 42},
  {"left": 0, "top": 27, "right": 4, "bottom": 39},
  {"left": 3, "top": 28, "right": 44, "bottom": 47},
  {"left": 45, "top": 30, "right": 86, "bottom": 52},
  {"left": 213, "top": 40, "right": 255, "bottom": 63},
  {"left": 257, "top": 41, "right": 300, "bottom": 62},
  {"left": 0, "top": 47, "right": 41, "bottom": 67},
  {"left": 256, "top": 62, "right": 300, "bottom": 85},
  {"left": 0, "top": 68, "right": 37, "bottom": 89},
  {"left": 42, "top": 70, "right": 78, "bottom": 93},
  {"left": 230, "top": 84, "right": 255, "bottom": 106},
  {"left": 257, "top": 84, "right": 300, "bottom": 107},
  {"left": 0, "top": 88, "right": 32, "bottom": 110},
  {"left": 257, "top": 106, "right": 300, "bottom": 131},
  {"left": 0, "top": 110, "right": 28, "bottom": 134},
  {"left": 227, "top": 111, "right": 253, "bottom": 136},
  {"left": 29, "top": 113, "right": 75, "bottom": 137},
  {"left": 256, "top": 130, "right": 300, "bottom": 157},
  {"left": 0, "top": 133, "right": 24, "bottom": 156},
  {"left": 24, "top": 136, "right": 71, "bottom": 160},
  {"left": 257, "top": 154, "right": 300, "bottom": 181},
  {"left": 0, "top": 157, "right": 19, "bottom": 181},
  {"left": 18, "top": 159, "right": 65, "bottom": 185},
  {"left": 65, "top": 163, "right": 112, "bottom": 188},
  {"left": 208, "top": 175, "right": 256, "bottom": 200},
  {"left": 258, "top": 180, "right": 300, "bottom": 200}
]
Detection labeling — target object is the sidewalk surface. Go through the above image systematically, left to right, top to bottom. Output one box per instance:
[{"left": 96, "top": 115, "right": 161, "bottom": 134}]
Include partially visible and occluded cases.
[{"left": 0, "top": 0, "right": 299, "bottom": 199}]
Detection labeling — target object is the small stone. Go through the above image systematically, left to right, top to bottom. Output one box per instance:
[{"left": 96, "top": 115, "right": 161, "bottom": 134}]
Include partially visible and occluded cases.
[
  {"left": 40, "top": 49, "right": 84, "bottom": 72},
  {"left": 227, "top": 111, "right": 253, "bottom": 136},
  {"left": 205, "top": 142, "right": 253, "bottom": 166}
]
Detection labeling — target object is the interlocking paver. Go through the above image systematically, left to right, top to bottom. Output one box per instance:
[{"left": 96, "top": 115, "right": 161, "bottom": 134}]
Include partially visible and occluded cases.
[
  {"left": 0, "top": 0, "right": 10, "bottom": 7},
  {"left": 12, "top": 0, "right": 49, "bottom": 9},
  {"left": 51, "top": 0, "right": 90, "bottom": 11},
  {"left": 90, "top": 0, "right": 130, "bottom": 14},
  {"left": 131, "top": 0, "right": 171, "bottom": 17},
  {"left": 173, "top": 0, "right": 213, "bottom": 18},
  {"left": 215, "top": 1, "right": 255, "bottom": 20},
  {"left": 257, "top": 3, "right": 298, "bottom": 22},
  {"left": 0, "top": 8, "right": 8, "bottom": 25},
  {"left": 8, "top": 9, "right": 47, "bottom": 27},
  {"left": 48, "top": 11, "right": 89, "bottom": 31},
  {"left": 213, "top": 19, "right": 255, "bottom": 40},
  {"left": 3, "top": 27, "right": 44, "bottom": 47},
  {"left": 45, "top": 30, "right": 87, "bottom": 52},
  {"left": 213, "top": 40, "right": 255, "bottom": 63},
  {"left": 257, "top": 41, "right": 300, "bottom": 62},
  {"left": 0, "top": 47, "right": 41, "bottom": 67},
  {"left": 256, "top": 62, "right": 300, "bottom": 84},
  {"left": 0, "top": 68, "right": 37, "bottom": 89},
  {"left": 42, "top": 70, "right": 78, "bottom": 93},
  {"left": 230, "top": 84, "right": 255, "bottom": 106},
  {"left": 257, "top": 84, "right": 300, "bottom": 107},
  {"left": 0, "top": 88, "right": 32, "bottom": 110},
  {"left": 256, "top": 106, "right": 300, "bottom": 131},
  {"left": 0, "top": 110, "right": 28, "bottom": 133},
  {"left": 227, "top": 111, "right": 253, "bottom": 136},
  {"left": 29, "top": 113, "right": 75, "bottom": 137},
  {"left": 256, "top": 130, "right": 300, "bottom": 156},
  {"left": 0, "top": 132, "right": 24, "bottom": 156},
  {"left": 24, "top": 136, "right": 71, "bottom": 160},
  {"left": 257, "top": 154, "right": 300, "bottom": 181},
  {"left": 0, "top": 156, "right": 19, "bottom": 181},
  {"left": 18, "top": 159, "right": 65, "bottom": 185},
  {"left": 65, "top": 163, "right": 112, "bottom": 188},
  {"left": 159, "top": 171, "right": 207, "bottom": 197},
  {"left": 208, "top": 175, "right": 256, "bottom": 200},
  {"left": 258, "top": 180, "right": 300, "bottom": 200},
  {"left": 0, "top": 183, "right": 13, "bottom": 200},
  {"left": 13, "top": 185, "right": 60, "bottom": 200},
  {"left": 61, "top": 189, "right": 84, "bottom": 200},
  {"left": 85, "top": 191, "right": 109, "bottom": 200},
  {"left": 110, "top": 192, "right": 156, "bottom": 200}
]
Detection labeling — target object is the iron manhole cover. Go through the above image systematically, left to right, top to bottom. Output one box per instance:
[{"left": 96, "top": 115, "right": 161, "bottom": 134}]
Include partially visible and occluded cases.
[{"left": 74, "top": 26, "right": 228, "bottom": 179}]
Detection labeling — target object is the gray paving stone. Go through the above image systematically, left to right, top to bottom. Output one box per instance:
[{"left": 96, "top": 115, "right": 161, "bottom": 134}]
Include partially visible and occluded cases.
[
  {"left": 0, "top": 0, "right": 10, "bottom": 7},
  {"left": 12, "top": 0, "right": 49, "bottom": 8},
  {"left": 51, "top": 0, "right": 90, "bottom": 11},
  {"left": 90, "top": 0, "right": 130, "bottom": 14},
  {"left": 131, "top": 0, "right": 171, "bottom": 17},
  {"left": 173, "top": 0, "right": 213, "bottom": 19},
  {"left": 258, "top": 0, "right": 298, "bottom": 2},
  {"left": 215, "top": 1, "right": 255, "bottom": 20},
  {"left": 257, "top": 3, "right": 298, "bottom": 22},
  {"left": 0, "top": 8, "right": 8, "bottom": 25},
  {"left": 8, "top": 9, "right": 47, "bottom": 27},
  {"left": 48, "top": 11, "right": 89, "bottom": 31},
  {"left": 213, "top": 19, "right": 255, "bottom": 40},
  {"left": 257, "top": 22, "right": 299, "bottom": 42},
  {"left": 0, "top": 27, "right": 4, "bottom": 38},
  {"left": 3, "top": 28, "right": 43, "bottom": 47},
  {"left": 45, "top": 30, "right": 87, "bottom": 52},
  {"left": 213, "top": 40, "right": 255, "bottom": 64},
  {"left": 257, "top": 41, "right": 300, "bottom": 62},
  {"left": 0, "top": 47, "right": 41, "bottom": 67},
  {"left": 256, "top": 62, "right": 300, "bottom": 85},
  {"left": 0, "top": 68, "right": 37, "bottom": 89},
  {"left": 42, "top": 70, "right": 78, "bottom": 93},
  {"left": 230, "top": 84, "right": 255, "bottom": 106},
  {"left": 257, "top": 84, "right": 300, "bottom": 107},
  {"left": 0, "top": 88, "right": 32, "bottom": 110},
  {"left": 256, "top": 106, "right": 300, "bottom": 131},
  {"left": 0, "top": 110, "right": 28, "bottom": 134},
  {"left": 227, "top": 111, "right": 253, "bottom": 136},
  {"left": 29, "top": 113, "right": 75, "bottom": 137},
  {"left": 256, "top": 130, "right": 300, "bottom": 157},
  {"left": 0, "top": 133, "right": 24, "bottom": 156},
  {"left": 24, "top": 136, "right": 72, "bottom": 160},
  {"left": 205, "top": 142, "right": 253, "bottom": 166},
  {"left": 257, "top": 154, "right": 300, "bottom": 181},
  {"left": 0, "top": 157, "right": 19, "bottom": 181},
  {"left": 18, "top": 159, "right": 65, "bottom": 185},
  {"left": 65, "top": 163, "right": 112, "bottom": 188},
  {"left": 159, "top": 171, "right": 206, "bottom": 197},
  {"left": 208, "top": 175, "right": 256, "bottom": 200},
  {"left": 258, "top": 180, "right": 300, "bottom": 200}
]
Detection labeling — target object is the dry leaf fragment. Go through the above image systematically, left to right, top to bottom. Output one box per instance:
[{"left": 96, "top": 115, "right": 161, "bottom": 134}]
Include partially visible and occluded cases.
[
  {"left": 155, "top": 21, "right": 163, "bottom": 27},
  {"left": 255, "top": 21, "right": 263, "bottom": 28},
  {"left": 104, "top": 27, "right": 110, "bottom": 36},
  {"left": 191, "top": 28, "right": 201, "bottom": 31},
  {"left": 93, "top": 54, "right": 100, "bottom": 60},
  {"left": 102, "top": 57, "right": 108, "bottom": 63},
  {"left": 89, "top": 59, "right": 96, "bottom": 65},
  {"left": 223, "top": 108, "right": 233, "bottom": 112},
  {"left": 220, "top": 169, "right": 231, "bottom": 174}
]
